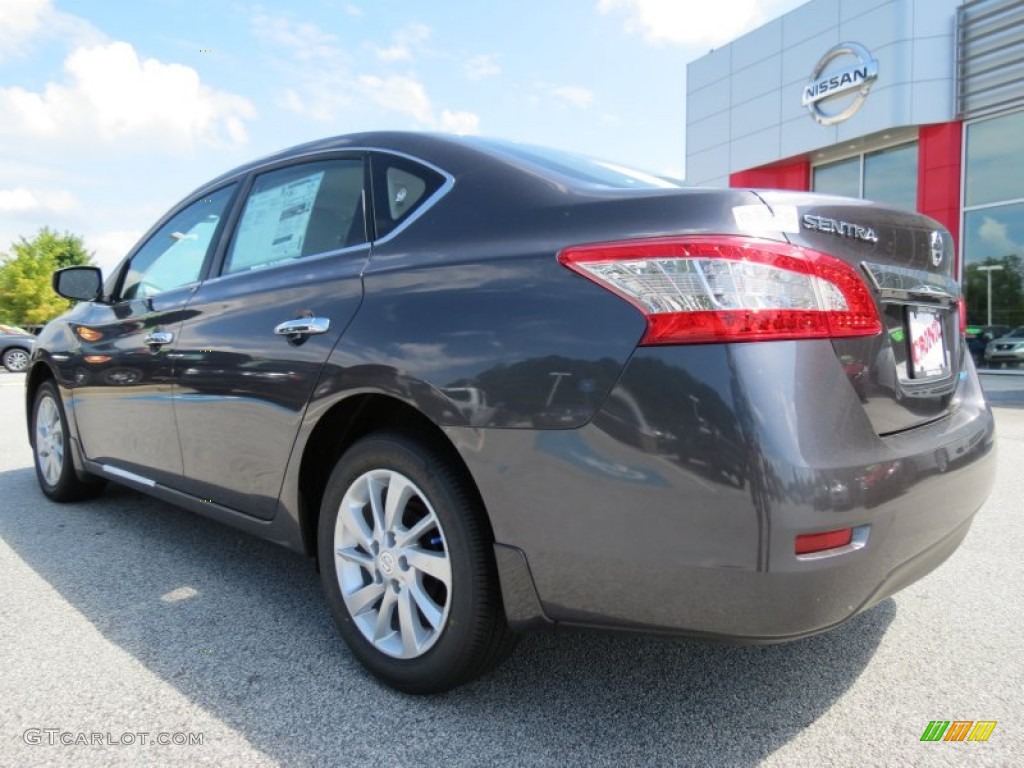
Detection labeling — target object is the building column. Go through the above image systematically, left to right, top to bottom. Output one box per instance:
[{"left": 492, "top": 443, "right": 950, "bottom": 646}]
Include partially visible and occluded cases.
[{"left": 917, "top": 121, "right": 963, "bottom": 267}]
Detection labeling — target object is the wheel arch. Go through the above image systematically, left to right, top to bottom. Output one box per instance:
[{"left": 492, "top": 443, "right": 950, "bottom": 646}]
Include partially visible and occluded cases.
[
  {"left": 24, "top": 361, "right": 57, "bottom": 443},
  {"left": 297, "top": 392, "right": 493, "bottom": 561}
]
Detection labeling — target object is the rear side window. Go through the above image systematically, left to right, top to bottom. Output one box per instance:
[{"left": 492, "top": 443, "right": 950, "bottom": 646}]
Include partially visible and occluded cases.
[
  {"left": 370, "top": 153, "right": 446, "bottom": 240},
  {"left": 224, "top": 157, "right": 366, "bottom": 275}
]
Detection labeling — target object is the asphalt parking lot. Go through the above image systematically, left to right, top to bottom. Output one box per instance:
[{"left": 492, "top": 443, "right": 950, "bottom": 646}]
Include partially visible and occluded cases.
[{"left": 1, "top": 370, "right": 1022, "bottom": 767}]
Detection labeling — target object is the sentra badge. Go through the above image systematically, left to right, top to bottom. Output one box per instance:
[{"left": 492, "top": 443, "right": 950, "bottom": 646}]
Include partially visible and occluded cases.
[{"left": 802, "top": 214, "right": 879, "bottom": 243}]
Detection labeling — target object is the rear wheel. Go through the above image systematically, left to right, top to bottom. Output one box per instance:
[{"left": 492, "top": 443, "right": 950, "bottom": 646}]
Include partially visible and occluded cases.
[
  {"left": 3, "top": 348, "right": 30, "bottom": 372},
  {"left": 32, "top": 381, "right": 106, "bottom": 502},
  {"left": 318, "top": 432, "right": 516, "bottom": 693}
]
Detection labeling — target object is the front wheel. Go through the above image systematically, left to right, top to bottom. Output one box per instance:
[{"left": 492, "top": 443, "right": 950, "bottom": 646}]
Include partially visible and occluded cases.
[
  {"left": 32, "top": 381, "right": 106, "bottom": 502},
  {"left": 318, "top": 432, "right": 516, "bottom": 693}
]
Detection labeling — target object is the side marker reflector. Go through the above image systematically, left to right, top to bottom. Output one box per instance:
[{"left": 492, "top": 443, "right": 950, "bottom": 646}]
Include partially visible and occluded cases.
[{"left": 795, "top": 528, "right": 854, "bottom": 555}]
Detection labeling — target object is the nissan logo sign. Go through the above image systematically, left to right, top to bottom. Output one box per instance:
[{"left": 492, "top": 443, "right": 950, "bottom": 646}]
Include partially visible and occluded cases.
[{"left": 802, "top": 42, "right": 879, "bottom": 125}]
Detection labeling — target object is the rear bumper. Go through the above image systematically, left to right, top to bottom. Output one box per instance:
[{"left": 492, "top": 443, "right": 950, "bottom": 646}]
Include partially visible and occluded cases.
[{"left": 457, "top": 340, "right": 996, "bottom": 639}]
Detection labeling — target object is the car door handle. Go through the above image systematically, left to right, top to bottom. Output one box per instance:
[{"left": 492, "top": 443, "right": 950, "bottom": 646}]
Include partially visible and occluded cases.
[
  {"left": 274, "top": 317, "right": 331, "bottom": 336},
  {"left": 144, "top": 331, "right": 174, "bottom": 346}
]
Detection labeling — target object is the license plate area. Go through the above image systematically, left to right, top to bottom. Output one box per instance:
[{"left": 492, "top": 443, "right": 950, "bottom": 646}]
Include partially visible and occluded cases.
[{"left": 907, "top": 306, "right": 949, "bottom": 379}]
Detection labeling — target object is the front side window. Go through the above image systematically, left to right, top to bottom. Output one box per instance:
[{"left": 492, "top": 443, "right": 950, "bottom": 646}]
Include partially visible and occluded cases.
[
  {"left": 224, "top": 158, "right": 366, "bottom": 275},
  {"left": 120, "top": 184, "right": 237, "bottom": 300}
]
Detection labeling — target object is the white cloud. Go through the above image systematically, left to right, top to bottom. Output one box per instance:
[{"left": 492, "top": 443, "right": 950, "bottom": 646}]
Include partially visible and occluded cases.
[
  {"left": 0, "top": 0, "right": 49, "bottom": 59},
  {"left": 0, "top": 0, "right": 104, "bottom": 61},
  {"left": 597, "top": 0, "right": 781, "bottom": 47},
  {"left": 345, "top": 4, "right": 363, "bottom": 17},
  {"left": 251, "top": 12, "right": 344, "bottom": 63},
  {"left": 255, "top": 14, "right": 473, "bottom": 132},
  {"left": 372, "top": 23, "right": 430, "bottom": 62},
  {"left": 0, "top": 41, "right": 256, "bottom": 150},
  {"left": 374, "top": 45, "right": 411, "bottom": 63},
  {"left": 464, "top": 54, "right": 501, "bottom": 81},
  {"left": 358, "top": 74, "right": 433, "bottom": 124},
  {"left": 551, "top": 85, "right": 594, "bottom": 109},
  {"left": 438, "top": 110, "right": 480, "bottom": 135},
  {"left": 0, "top": 187, "right": 77, "bottom": 214},
  {"left": 978, "top": 216, "right": 1018, "bottom": 257},
  {"left": 86, "top": 230, "right": 141, "bottom": 273}
]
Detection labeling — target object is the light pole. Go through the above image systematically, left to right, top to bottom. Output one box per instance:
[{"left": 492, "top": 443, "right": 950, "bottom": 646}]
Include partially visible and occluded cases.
[{"left": 977, "top": 265, "right": 1005, "bottom": 326}]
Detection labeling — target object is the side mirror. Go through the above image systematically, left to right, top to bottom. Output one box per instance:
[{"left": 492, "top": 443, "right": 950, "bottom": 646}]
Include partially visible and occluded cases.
[{"left": 53, "top": 266, "right": 103, "bottom": 301}]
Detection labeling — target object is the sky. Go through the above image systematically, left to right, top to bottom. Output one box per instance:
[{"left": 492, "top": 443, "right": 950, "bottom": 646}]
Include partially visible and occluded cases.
[{"left": 0, "top": 0, "right": 808, "bottom": 273}]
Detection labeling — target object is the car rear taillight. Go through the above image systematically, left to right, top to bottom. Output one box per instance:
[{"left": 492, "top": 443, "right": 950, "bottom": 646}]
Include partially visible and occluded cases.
[
  {"left": 558, "top": 236, "right": 882, "bottom": 345},
  {"left": 957, "top": 297, "right": 967, "bottom": 336}
]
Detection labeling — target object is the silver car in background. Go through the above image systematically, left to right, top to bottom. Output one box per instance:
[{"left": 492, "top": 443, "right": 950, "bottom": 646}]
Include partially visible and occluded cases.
[{"left": 985, "top": 326, "right": 1024, "bottom": 368}]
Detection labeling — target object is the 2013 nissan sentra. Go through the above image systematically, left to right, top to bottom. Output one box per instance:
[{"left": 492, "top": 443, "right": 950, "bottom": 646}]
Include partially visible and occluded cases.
[{"left": 26, "top": 132, "right": 996, "bottom": 692}]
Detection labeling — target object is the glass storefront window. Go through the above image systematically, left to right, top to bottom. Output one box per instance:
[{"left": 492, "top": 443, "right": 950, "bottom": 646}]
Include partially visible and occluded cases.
[
  {"left": 962, "top": 110, "right": 1024, "bottom": 335},
  {"left": 965, "top": 110, "right": 1024, "bottom": 208},
  {"left": 812, "top": 141, "right": 918, "bottom": 210},
  {"left": 864, "top": 143, "right": 918, "bottom": 211},
  {"left": 813, "top": 157, "right": 859, "bottom": 198},
  {"left": 962, "top": 203, "right": 1024, "bottom": 329}
]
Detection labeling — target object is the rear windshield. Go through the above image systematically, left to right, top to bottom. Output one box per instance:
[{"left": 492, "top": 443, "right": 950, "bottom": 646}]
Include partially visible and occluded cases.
[{"left": 468, "top": 138, "right": 683, "bottom": 190}]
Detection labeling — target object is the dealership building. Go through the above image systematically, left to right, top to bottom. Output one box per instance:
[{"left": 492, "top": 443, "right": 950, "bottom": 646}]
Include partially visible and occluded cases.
[{"left": 685, "top": 0, "right": 1024, "bottom": 324}]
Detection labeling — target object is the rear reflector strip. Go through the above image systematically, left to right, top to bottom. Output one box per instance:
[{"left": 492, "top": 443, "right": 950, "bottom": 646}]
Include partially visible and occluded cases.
[
  {"left": 559, "top": 236, "right": 882, "bottom": 345},
  {"left": 795, "top": 528, "right": 854, "bottom": 555}
]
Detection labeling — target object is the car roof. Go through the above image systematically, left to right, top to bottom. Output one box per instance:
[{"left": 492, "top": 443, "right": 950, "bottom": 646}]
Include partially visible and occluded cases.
[
  {"left": 196, "top": 131, "right": 685, "bottom": 198},
  {"left": 201, "top": 132, "right": 497, "bottom": 189}
]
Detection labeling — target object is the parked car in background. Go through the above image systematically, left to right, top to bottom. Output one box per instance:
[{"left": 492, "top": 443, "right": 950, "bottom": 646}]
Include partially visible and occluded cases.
[
  {"left": 26, "top": 132, "right": 996, "bottom": 693},
  {"left": 966, "top": 324, "right": 1010, "bottom": 367},
  {"left": 1, "top": 325, "right": 36, "bottom": 372},
  {"left": 984, "top": 325, "right": 1024, "bottom": 368}
]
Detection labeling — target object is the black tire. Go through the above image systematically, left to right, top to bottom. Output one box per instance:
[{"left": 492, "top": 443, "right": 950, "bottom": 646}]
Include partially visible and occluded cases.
[
  {"left": 3, "top": 347, "right": 30, "bottom": 372},
  {"left": 31, "top": 381, "right": 106, "bottom": 502},
  {"left": 318, "top": 432, "right": 516, "bottom": 693}
]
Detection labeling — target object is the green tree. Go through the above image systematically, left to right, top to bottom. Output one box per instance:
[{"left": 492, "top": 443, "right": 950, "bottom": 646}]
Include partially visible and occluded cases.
[{"left": 0, "top": 227, "right": 94, "bottom": 325}]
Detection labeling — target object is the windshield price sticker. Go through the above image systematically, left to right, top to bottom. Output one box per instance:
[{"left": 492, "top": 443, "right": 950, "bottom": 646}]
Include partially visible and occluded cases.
[{"left": 908, "top": 307, "right": 949, "bottom": 378}]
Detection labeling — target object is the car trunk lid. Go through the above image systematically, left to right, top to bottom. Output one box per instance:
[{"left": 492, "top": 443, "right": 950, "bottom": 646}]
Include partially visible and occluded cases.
[{"left": 751, "top": 190, "right": 962, "bottom": 436}]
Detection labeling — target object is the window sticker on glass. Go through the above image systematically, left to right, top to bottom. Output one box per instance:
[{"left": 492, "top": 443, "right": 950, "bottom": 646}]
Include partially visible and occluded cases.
[
  {"left": 231, "top": 171, "right": 325, "bottom": 269},
  {"left": 907, "top": 306, "right": 949, "bottom": 378}
]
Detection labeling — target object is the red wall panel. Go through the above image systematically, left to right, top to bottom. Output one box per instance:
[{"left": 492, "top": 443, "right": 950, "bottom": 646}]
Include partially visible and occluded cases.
[
  {"left": 917, "top": 121, "right": 963, "bottom": 259},
  {"left": 730, "top": 159, "right": 810, "bottom": 191}
]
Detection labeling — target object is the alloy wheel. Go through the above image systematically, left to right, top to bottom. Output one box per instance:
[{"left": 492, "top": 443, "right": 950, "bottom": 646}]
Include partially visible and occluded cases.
[
  {"left": 4, "top": 349, "right": 29, "bottom": 372},
  {"left": 35, "top": 394, "right": 65, "bottom": 487},
  {"left": 333, "top": 469, "right": 452, "bottom": 659}
]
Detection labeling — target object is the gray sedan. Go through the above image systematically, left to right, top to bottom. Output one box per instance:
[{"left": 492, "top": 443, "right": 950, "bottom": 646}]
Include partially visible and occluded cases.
[
  {"left": 26, "top": 132, "right": 996, "bottom": 693},
  {"left": 0, "top": 325, "right": 35, "bottom": 372},
  {"left": 984, "top": 325, "right": 1024, "bottom": 367}
]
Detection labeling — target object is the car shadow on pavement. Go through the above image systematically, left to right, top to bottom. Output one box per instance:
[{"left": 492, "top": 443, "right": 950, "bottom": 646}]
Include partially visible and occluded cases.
[{"left": 0, "top": 468, "right": 893, "bottom": 767}]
